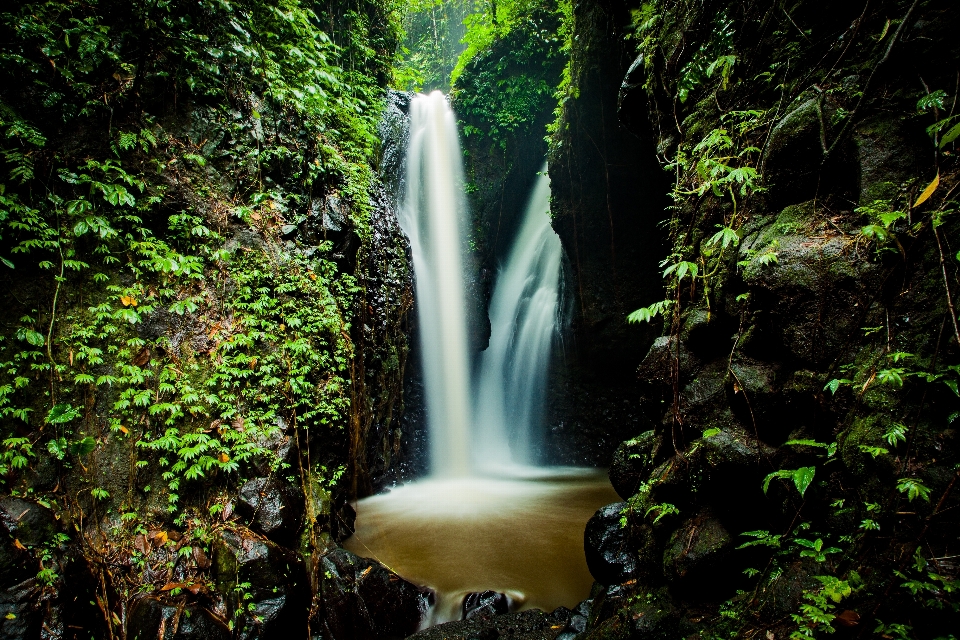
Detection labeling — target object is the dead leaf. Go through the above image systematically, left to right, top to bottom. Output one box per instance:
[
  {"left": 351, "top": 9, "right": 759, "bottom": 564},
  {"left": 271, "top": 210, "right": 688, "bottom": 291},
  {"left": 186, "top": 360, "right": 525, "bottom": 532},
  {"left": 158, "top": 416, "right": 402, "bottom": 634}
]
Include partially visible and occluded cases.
[
  {"left": 914, "top": 173, "right": 940, "bottom": 208},
  {"left": 132, "top": 347, "right": 151, "bottom": 367},
  {"left": 249, "top": 357, "right": 257, "bottom": 370},
  {"left": 232, "top": 415, "right": 244, "bottom": 432},
  {"left": 150, "top": 530, "right": 168, "bottom": 546},
  {"left": 167, "top": 530, "right": 183, "bottom": 542},
  {"left": 134, "top": 534, "right": 149, "bottom": 555},
  {"left": 13, "top": 539, "right": 26, "bottom": 551},
  {"left": 193, "top": 546, "right": 212, "bottom": 569},
  {"left": 359, "top": 566, "right": 372, "bottom": 580},
  {"left": 160, "top": 582, "right": 185, "bottom": 592},
  {"left": 836, "top": 610, "right": 860, "bottom": 627},
  {"left": 766, "top": 632, "right": 775, "bottom": 640}
]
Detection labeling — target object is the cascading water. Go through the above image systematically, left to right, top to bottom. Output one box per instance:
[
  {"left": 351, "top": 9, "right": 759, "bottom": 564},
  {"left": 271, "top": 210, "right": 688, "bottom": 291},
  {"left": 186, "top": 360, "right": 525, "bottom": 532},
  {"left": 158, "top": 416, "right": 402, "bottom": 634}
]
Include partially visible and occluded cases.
[
  {"left": 400, "top": 91, "right": 473, "bottom": 477},
  {"left": 345, "top": 92, "right": 618, "bottom": 627},
  {"left": 474, "top": 167, "right": 562, "bottom": 470}
]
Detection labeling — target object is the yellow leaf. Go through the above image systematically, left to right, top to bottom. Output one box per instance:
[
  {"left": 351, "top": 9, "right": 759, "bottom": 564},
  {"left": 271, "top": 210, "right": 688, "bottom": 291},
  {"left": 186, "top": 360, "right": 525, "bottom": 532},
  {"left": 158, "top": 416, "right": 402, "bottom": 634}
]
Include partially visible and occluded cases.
[
  {"left": 914, "top": 173, "right": 940, "bottom": 208},
  {"left": 309, "top": 273, "right": 317, "bottom": 281},
  {"left": 120, "top": 295, "right": 138, "bottom": 307},
  {"left": 119, "top": 426, "right": 129, "bottom": 435},
  {"left": 219, "top": 452, "right": 230, "bottom": 463},
  {"left": 13, "top": 539, "right": 26, "bottom": 551},
  {"left": 4, "top": 613, "right": 15, "bottom": 620}
]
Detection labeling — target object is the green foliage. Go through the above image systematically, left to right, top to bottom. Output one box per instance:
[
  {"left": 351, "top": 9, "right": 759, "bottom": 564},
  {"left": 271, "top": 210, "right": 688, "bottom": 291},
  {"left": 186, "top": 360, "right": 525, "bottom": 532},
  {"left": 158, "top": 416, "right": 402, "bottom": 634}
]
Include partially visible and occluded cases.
[{"left": 763, "top": 466, "right": 816, "bottom": 497}]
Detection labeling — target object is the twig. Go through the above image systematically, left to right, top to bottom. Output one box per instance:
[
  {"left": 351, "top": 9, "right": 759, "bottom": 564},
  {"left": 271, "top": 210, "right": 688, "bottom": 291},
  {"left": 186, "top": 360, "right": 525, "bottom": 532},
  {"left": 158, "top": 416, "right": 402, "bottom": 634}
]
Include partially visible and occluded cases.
[{"left": 933, "top": 225, "right": 960, "bottom": 346}]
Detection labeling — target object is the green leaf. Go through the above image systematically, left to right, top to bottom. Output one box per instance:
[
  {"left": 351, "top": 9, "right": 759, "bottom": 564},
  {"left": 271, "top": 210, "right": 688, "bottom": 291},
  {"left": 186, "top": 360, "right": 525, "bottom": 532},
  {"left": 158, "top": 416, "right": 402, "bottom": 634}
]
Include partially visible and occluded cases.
[
  {"left": 939, "top": 122, "right": 960, "bottom": 148},
  {"left": 46, "top": 403, "right": 80, "bottom": 425},
  {"left": 702, "top": 428, "right": 721, "bottom": 438},
  {"left": 69, "top": 437, "right": 96, "bottom": 457},
  {"left": 792, "top": 467, "right": 816, "bottom": 497}
]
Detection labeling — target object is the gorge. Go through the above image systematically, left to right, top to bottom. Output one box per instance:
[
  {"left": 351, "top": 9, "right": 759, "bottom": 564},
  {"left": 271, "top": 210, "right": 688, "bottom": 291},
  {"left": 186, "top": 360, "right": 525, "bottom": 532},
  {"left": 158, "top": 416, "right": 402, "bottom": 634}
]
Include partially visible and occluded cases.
[{"left": 0, "top": 1, "right": 958, "bottom": 639}]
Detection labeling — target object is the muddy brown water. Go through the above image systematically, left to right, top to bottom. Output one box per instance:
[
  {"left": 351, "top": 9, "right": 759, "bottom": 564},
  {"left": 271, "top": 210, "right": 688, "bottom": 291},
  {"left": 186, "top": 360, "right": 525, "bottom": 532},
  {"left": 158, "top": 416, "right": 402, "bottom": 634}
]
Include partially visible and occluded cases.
[{"left": 344, "top": 468, "right": 619, "bottom": 626}]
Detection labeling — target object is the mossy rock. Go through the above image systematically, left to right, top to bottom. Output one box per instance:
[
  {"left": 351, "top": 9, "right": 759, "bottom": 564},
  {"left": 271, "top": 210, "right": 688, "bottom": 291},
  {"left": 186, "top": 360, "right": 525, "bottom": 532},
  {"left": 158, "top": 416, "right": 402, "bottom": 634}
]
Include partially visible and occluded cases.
[{"left": 839, "top": 414, "right": 899, "bottom": 488}]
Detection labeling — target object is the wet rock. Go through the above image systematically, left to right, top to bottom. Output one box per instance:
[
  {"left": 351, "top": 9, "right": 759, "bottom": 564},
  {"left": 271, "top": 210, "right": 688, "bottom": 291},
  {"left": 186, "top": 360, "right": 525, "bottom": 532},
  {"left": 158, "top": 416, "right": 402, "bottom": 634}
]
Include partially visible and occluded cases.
[
  {"left": 855, "top": 116, "right": 931, "bottom": 206},
  {"left": 637, "top": 336, "right": 700, "bottom": 387},
  {"left": 609, "top": 431, "right": 661, "bottom": 500},
  {"left": 235, "top": 477, "right": 304, "bottom": 544},
  {"left": 0, "top": 498, "right": 57, "bottom": 548},
  {"left": 585, "top": 503, "right": 638, "bottom": 586},
  {"left": 662, "top": 512, "right": 733, "bottom": 594},
  {"left": 212, "top": 525, "right": 309, "bottom": 639},
  {"left": 316, "top": 547, "right": 429, "bottom": 640},
  {"left": 463, "top": 590, "right": 511, "bottom": 620},
  {"left": 127, "top": 596, "right": 230, "bottom": 640},
  {"left": 409, "top": 607, "right": 570, "bottom": 640}
]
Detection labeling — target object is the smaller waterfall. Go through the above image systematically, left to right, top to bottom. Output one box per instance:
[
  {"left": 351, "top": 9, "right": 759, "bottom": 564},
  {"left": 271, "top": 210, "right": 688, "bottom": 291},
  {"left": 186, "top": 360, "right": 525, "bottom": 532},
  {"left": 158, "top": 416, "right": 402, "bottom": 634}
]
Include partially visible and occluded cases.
[
  {"left": 400, "top": 91, "right": 473, "bottom": 477},
  {"left": 474, "top": 168, "right": 563, "bottom": 470}
]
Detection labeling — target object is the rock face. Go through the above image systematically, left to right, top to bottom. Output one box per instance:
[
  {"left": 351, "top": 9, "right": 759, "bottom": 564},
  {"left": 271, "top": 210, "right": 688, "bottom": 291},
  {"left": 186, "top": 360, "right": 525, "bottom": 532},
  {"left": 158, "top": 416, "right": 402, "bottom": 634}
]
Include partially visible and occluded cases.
[
  {"left": 543, "top": 0, "right": 669, "bottom": 467},
  {"left": 236, "top": 477, "right": 305, "bottom": 544},
  {"left": 584, "top": 502, "right": 638, "bottom": 585},
  {"left": 212, "top": 526, "right": 310, "bottom": 639},
  {"left": 315, "top": 548, "right": 430, "bottom": 640},
  {"left": 128, "top": 597, "right": 231, "bottom": 640}
]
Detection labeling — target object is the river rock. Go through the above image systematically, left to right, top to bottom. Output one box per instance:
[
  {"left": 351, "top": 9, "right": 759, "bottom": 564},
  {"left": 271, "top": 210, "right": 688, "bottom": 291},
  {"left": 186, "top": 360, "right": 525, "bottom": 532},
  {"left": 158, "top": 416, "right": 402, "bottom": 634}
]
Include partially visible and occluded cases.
[
  {"left": 609, "top": 431, "right": 661, "bottom": 500},
  {"left": 235, "top": 477, "right": 304, "bottom": 544},
  {"left": 584, "top": 502, "right": 638, "bottom": 585},
  {"left": 212, "top": 525, "right": 309, "bottom": 639},
  {"left": 316, "top": 547, "right": 429, "bottom": 640},
  {"left": 463, "top": 590, "right": 510, "bottom": 619},
  {"left": 127, "top": 596, "right": 230, "bottom": 640},
  {"left": 409, "top": 607, "right": 572, "bottom": 640}
]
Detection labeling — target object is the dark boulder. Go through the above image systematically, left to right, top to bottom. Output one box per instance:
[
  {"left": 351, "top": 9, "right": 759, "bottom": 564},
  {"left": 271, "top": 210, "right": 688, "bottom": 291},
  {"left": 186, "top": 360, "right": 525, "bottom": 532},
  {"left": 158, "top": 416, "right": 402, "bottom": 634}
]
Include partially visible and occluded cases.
[
  {"left": 761, "top": 92, "right": 859, "bottom": 209},
  {"left": 609, "top": 431, "right": 661, "bottom": 500},
  {"left": 235, "top": 477, "right": 304, "bottom": 544},
  {"left": 584, "top": 502, "right": 638, "bottom": 585},
  {"left": 662, "top": 512, "right": 733, "bottom": 597},
  {"left": 212, "top": 526, "right": 309, "bottom": 639},
  {"left": 316, "top": 547, "right": 429, "bottom": 640},
  {"left": 585, "top": 587, "right": 679, "bottom": 640},
  {"left": 462, "top": 590, "right": 511, "bottom": 620},
  {"left": 128, "top": 596, "right": 230, "bottom": 640}
]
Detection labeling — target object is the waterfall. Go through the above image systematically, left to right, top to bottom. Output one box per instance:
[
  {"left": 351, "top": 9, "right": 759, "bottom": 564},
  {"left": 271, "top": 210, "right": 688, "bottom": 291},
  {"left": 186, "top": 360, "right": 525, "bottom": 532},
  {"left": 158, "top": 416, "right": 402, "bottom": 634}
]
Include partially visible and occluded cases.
[
  {"left": 400, "top": 91, "right": 473, "bottom": 477},
  {"left": 400, "top": 93, "right": 562, "bottom": 476},
  {"left": 474, "top": 168, "right": 562, "bottom": 470}
]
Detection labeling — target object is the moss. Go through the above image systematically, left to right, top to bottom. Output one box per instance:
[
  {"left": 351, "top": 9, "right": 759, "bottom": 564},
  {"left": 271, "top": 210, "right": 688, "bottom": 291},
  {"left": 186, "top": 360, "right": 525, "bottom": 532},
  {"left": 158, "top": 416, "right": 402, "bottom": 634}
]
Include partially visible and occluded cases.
[{"left": 839, "top": 414, "right": 899, "bottom": 484}]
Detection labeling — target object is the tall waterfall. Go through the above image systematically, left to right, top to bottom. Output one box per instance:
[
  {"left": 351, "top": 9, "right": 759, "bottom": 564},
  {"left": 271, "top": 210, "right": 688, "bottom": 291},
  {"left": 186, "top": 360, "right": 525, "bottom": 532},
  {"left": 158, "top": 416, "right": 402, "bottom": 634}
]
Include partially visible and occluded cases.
[
  {"left": 400, "top": 91, "right": 473, "bottom": 477},
  {"left": 401, "top": 93, "right": 563, "bottom": 476},
  {"left": 474, "top": 168, "right": 562, "bottom": 470}
]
